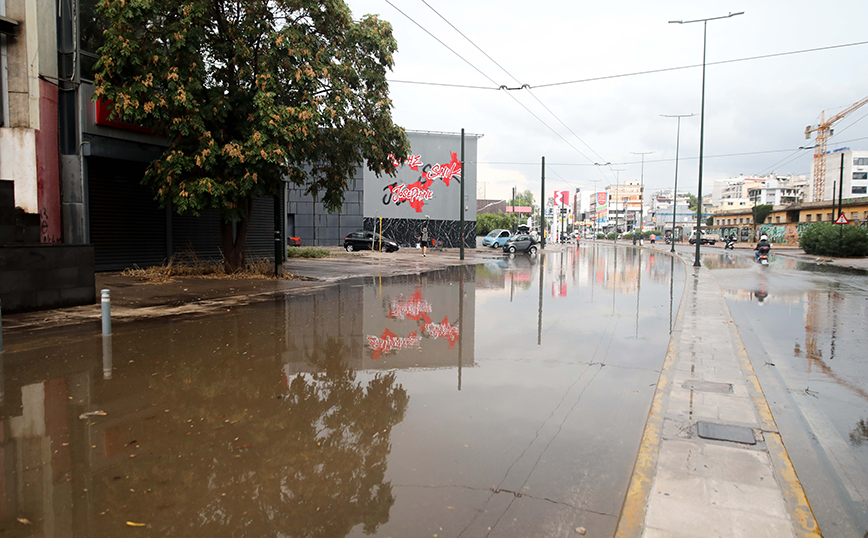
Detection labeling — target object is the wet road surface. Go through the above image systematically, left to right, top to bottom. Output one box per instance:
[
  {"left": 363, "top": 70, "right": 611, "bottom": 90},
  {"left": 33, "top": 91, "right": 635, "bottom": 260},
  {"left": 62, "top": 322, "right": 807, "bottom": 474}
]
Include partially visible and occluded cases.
[
  {"left": 1, "top": 244, "right": 683, "bottom": 537},
  {"left": 701, "top": 247, "right": 868, "bottom": 538}
]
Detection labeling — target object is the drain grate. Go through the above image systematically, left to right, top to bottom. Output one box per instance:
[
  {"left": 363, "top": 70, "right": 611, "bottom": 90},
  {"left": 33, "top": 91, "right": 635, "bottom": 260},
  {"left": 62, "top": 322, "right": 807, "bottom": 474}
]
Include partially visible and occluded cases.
[{"left": 697, "top": 421, "right": 756, "bottom": 445}]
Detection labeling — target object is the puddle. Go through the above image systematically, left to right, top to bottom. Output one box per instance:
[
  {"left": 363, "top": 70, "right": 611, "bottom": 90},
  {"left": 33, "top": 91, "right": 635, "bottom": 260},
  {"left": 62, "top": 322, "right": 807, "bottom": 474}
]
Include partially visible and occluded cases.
[{"left": 0, "top": 245, "right": 684, "bottom": 537}]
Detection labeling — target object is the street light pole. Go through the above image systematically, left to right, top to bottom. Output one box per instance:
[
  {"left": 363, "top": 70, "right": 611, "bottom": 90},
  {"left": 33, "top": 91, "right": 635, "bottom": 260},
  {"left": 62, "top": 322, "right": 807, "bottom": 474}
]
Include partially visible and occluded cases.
[
  {"left": 670, "top": 11, "right": 743, "bottom": 267},
  {"left": 661, "top": 114, "right": 695, "bottom": 253},
  {"left": 631, "top": 151, "right": 652, "bottom": 245},
  {"left": 611, "top": 168, "right": 625, "bottom": 243}
]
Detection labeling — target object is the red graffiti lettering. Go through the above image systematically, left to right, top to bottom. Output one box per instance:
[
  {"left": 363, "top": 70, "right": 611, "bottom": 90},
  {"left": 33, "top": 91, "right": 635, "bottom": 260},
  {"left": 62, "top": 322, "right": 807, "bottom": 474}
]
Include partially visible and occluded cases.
[
  {"left": 424, "top": 152, "right": 462, "bottom": 186},
  {"left": 388, "top": 182, "right": 434, "bottom": 213},
  {"left": 389, "top": 288, "right": 433, "bottom": 321},
  {"left": 422, "top": 316, "right": 460, "bottom": 349},
  {"left": 367, "top": 329, "right": 422, "bottom": 360}
]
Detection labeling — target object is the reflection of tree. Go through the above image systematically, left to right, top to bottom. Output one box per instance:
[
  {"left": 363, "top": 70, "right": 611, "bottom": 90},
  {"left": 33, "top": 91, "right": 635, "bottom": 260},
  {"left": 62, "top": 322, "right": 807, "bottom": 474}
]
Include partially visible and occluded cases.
[
  {"left": 98, "top": 337, "right": 408, "bottom": 537},
  {"left": 849, "top": 418, "right": 868, "bottom": 446}
]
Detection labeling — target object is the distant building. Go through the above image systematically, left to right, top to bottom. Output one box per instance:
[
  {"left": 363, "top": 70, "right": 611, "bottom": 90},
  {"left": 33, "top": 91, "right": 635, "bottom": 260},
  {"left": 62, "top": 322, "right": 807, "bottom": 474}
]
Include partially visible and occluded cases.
[{"left": 811, "top": 148, "right": 868, "bottom": 202}]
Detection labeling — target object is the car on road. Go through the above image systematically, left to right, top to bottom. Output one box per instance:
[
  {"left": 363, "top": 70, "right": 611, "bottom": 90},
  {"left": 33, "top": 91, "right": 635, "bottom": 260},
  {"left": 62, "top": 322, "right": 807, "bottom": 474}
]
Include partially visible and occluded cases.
[
  {"left": 483, "top": 229, "right": 512, "bottom": 248},
  {"left": 344, "top": 231, "right": 399, "bottom": 252},
  {"left": 688, "top": 231, "right": 718, "bottom": 245},
  {"left": 502, "top": 234, "right": 538, "bottom": 254}
]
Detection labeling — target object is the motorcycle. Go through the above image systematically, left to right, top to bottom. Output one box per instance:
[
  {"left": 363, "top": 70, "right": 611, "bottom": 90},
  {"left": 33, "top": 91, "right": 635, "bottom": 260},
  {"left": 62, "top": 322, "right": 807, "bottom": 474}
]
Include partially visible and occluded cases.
[
  {"left": 724, "top": 238, "right": 736, "bottom": 250},
  {"left": 755, "top": 246, "right": 770, "bottom": 266}
]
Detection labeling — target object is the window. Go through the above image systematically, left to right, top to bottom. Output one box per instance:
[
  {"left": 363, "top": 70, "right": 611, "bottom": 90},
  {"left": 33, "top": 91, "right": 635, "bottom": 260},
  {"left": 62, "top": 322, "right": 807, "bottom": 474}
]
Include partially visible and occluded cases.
[
  {"left": 854, "top": 157, "right": 868, "bottom": 166},
  {"left": 853, "top": 172, "right": 868, "bottom": 180},
  {"left": 852, "top": 186, "right": 868, "bottom": 194},
  {"left": 852, "top": 212, "right": 858, "bottom": 219},
  {"left": 827, "top": 213, "right": 833, "bottom": 221},
  {"left": 806, "top": 215, "right": 812, "bottom": 222},
  {"left": 776, "top": 216, "right": 781, "bottom": 223}
]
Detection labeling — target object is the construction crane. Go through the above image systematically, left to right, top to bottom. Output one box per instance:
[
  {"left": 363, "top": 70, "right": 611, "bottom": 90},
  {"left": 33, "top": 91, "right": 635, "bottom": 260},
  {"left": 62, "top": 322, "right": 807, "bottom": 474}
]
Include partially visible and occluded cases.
[{"left": 805, "top": 95, "right": 868, "bottom": 202}]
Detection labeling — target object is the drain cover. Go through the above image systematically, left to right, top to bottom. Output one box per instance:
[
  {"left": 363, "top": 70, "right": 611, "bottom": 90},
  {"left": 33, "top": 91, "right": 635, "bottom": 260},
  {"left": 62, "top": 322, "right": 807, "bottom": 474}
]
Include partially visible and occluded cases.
[
  {"left": 682, "top": 381, "right": 733, "bottom": 394},
  {"left": 697, "top": 422, "right": 756, "bottom": 445}
]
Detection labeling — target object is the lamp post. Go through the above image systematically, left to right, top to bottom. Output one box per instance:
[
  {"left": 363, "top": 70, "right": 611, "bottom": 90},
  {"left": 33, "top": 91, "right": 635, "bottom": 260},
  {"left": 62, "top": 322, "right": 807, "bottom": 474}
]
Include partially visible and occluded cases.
[
  {"left": 670, "top": 11, "right": 743, "bottom": 267},
  {"left": 661, "top": 114, "right": 695, "bottom": 253},
  {"left": 631, "top": 151, "right": 652, "bottom": 245},
  {"left": 611, "top": 168, "right": 625, "bottom": 243}
]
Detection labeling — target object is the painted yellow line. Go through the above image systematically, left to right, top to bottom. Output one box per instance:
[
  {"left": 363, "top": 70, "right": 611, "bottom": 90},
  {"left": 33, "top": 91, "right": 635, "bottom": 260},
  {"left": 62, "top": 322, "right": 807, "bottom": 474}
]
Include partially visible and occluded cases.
[{"left": 614, "top": 254, "right": 688, "bottom": 538}]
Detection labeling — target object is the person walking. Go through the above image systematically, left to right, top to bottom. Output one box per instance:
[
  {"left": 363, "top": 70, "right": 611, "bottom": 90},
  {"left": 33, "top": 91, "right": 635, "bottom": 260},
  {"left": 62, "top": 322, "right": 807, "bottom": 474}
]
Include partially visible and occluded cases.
[{"left": 419, "top": 227, "right": 429, "bottom": 257}]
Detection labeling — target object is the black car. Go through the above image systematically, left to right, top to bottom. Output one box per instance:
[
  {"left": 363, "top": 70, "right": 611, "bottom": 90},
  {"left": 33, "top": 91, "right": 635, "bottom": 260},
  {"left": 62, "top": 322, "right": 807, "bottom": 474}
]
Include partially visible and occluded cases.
[
  {"left": 344, "top": 231, "right": 399, "bottom": 252},
  {"left": 502, "top": 234, "right": 538, "bottom": 254}
]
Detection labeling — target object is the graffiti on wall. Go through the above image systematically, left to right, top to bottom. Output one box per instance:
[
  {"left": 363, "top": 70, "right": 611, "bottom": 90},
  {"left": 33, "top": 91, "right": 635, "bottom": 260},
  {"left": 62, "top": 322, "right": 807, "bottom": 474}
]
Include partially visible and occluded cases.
[
  {"left": 383, "top": 153, "right": 462, "bottom": 213},
  {"left": 757, "top": 224, "right": 788, "bottom": 243}
]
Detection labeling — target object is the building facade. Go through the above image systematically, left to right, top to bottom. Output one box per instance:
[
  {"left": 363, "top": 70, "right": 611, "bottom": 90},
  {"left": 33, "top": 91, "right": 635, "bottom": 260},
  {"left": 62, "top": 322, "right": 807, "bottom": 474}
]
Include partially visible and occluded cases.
[{"left": 813, "top": 148, "right": 868, "bottom": 202}]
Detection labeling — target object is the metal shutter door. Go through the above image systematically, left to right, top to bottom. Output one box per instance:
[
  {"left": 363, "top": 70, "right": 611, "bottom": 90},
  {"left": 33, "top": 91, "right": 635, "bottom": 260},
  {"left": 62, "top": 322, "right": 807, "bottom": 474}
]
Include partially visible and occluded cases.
[{"left": 88, "top": 157, "right": 168, "bottom": 271}]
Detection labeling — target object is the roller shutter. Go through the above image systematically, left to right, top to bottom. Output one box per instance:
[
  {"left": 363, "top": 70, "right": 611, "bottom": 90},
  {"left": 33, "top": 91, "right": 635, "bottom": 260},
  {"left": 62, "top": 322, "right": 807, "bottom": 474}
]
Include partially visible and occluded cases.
[
  {"left": 88, "top": 157, "right": 168, "bottom": 271},
  {"left": 244, "top": 196, "right": 275, "bottom": 260}
]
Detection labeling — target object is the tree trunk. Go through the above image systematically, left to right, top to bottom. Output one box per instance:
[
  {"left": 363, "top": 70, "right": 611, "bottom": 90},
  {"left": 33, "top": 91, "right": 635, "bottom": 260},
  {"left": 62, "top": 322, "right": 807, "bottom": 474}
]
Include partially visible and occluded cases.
[{"left": 220, "top": 199, "right": 252, "bottom": 273}]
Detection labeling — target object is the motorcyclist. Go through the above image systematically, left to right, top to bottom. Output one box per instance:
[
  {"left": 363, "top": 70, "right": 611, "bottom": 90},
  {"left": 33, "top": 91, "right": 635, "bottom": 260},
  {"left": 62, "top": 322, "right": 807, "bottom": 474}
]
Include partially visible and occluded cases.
[{"left": 754, "top": 234, "right": 771, "bottom": 261}]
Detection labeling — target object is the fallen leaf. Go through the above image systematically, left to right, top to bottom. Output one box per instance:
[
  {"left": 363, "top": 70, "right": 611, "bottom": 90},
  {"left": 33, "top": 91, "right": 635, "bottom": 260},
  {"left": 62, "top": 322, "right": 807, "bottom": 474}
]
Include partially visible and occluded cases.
[
  {"left": 79, "top": 411, "right": 107, "bottom": 419},
  {"left": 17, "top": 517, "right": 32, "bottom": 525},
  {"left": 126, "top": 521, "right": 146, "bottom": 527},
  {"left": 575, "top": 527, "right": 586, "bottom": 535}
]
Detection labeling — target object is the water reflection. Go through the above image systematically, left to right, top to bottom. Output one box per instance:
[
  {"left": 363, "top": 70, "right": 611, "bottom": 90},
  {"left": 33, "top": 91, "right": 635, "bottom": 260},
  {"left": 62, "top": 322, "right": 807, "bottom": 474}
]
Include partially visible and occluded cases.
[
  {"left": 0, "top": 252, "right": 685, "bottom": 537},
  {"left": 850, "top": 418, "right": 868, "bottom": 446}
]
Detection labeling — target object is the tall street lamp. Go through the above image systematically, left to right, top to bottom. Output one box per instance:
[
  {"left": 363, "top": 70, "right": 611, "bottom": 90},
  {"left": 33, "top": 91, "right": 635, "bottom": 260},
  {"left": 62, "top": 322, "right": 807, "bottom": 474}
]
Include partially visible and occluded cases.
[
  {"left": 670, "top": 11, "right": 743, "bottom": 267},
  {"left": 661, "top": 114, "right": 695, "bottom": 253},
  {"left": 631, "top": 151, "right": 652, "bottom": 245},
  {"left": 611, "top": 168, "right": 625, "bottom": 243}
]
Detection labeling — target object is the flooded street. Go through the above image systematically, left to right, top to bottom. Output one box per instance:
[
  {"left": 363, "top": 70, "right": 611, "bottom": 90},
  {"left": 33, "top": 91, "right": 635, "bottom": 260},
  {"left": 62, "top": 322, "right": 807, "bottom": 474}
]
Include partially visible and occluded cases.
[
  {"left": 1, "top": 244, "right": 683, "bottom": 537},
  {"left": 704, "top": 249, "right": 868, "bottom": 538}
]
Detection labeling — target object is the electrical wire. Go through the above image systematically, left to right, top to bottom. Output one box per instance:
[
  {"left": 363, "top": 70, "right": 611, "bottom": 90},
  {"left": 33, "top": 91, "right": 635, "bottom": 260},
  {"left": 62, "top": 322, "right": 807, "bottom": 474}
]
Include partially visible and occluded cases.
[
  {"left": 383, "top": 0, "right": 500, "bottom": 87},
  {"left": 412, "top": 0, "right": 613, "bottom": 181},
  {"left": 388, "top": 39, "right": 868, "bottom": 91}
]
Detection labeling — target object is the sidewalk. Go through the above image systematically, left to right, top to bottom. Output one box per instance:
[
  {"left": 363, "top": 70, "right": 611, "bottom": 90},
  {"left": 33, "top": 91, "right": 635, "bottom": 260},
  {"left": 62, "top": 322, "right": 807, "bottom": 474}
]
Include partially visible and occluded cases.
[{"left": 614, "top": 251, "right": 821, "bottom": 538}]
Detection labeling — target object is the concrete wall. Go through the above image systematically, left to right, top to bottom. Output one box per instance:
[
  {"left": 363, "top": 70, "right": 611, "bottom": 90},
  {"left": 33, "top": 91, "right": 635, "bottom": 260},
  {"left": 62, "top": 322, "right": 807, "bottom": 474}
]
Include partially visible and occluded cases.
[{"left": 0, "top": 244, "right": 95, "bottom": 312}]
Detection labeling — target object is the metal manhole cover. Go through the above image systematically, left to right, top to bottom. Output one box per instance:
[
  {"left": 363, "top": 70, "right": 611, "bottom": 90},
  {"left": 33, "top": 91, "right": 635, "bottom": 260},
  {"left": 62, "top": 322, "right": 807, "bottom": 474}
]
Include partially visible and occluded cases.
[{"left": 697, "top": 421, "right": 756, "bottom": 445}]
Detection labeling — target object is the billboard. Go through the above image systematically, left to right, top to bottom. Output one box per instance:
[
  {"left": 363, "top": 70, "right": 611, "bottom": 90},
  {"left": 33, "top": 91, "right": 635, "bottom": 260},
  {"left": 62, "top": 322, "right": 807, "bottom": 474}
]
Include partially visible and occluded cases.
[
  {"left": 363, "top": 131, "right": 478, "bottom": 221},
  {"left": 553, "top": 190, "right": 569, "bottom": 206},
  {"left": 595, "top": 191, "right": 608, "bottom": 224}
]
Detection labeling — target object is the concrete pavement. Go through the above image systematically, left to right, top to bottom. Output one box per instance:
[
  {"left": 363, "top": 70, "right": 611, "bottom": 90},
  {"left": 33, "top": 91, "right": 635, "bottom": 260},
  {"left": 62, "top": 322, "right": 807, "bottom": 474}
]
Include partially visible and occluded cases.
[{"left": 615, "top": 250, "right": 821, "bottom": 538}]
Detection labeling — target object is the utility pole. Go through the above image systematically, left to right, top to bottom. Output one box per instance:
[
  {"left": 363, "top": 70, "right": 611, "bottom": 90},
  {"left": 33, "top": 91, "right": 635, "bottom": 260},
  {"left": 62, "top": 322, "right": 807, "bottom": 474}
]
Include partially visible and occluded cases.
[
  {"left": 661, "top": 114, "right": 695, "bottom": 253},
  {"left": 460, "top": 129, "right": 465, "bottom": 260},
  {"left": 631, "top": 151, "right": 653, "bottom": 246},
  {"left": 541, "top": 157, "right": 546, "bottom": 249},
  {"left": 611, "top": 168, "right": 625, "bottom": 243}
]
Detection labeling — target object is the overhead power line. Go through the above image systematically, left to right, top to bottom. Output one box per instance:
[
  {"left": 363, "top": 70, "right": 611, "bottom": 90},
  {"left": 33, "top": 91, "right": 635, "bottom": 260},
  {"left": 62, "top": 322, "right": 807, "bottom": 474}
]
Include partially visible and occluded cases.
[{"left": 389, "top": 39, "right": 868, "bottom": 91}]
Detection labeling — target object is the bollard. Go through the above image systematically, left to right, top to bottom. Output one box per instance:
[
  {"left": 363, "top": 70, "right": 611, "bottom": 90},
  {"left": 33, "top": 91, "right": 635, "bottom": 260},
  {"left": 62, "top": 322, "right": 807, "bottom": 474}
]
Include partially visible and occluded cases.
[{"left": 101, "top": 289, "right": 112, "bottom": 336}]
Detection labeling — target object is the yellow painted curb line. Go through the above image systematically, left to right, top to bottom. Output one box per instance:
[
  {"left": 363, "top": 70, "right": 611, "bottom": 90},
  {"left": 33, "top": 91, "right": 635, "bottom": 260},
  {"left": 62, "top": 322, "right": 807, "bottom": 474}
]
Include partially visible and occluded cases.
[{"left": 614, "top": 254, "right": 689, "bottom": 538}]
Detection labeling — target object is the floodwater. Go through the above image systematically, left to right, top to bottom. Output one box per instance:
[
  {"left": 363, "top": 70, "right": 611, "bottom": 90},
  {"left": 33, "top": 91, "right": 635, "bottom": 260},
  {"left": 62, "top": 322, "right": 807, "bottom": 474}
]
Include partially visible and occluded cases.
[
  {"left": 1, "top": 244, "right": 684, "bottom": 537},
  {"left": 707, "top": 249, "right": 868, "bottom": 538}
]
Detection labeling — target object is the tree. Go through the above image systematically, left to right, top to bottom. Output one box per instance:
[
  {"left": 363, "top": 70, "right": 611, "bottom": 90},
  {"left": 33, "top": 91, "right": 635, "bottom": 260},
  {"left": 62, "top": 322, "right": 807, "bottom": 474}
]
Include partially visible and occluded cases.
[
  {"left": 94, "top": 0, "right": 409, "bottom": 271},
  {"left": 686, "top": 193, "right": 699, "bottom": 213},
  {"left": 751, "top": 204, "right": 773, "bottom": 238}
]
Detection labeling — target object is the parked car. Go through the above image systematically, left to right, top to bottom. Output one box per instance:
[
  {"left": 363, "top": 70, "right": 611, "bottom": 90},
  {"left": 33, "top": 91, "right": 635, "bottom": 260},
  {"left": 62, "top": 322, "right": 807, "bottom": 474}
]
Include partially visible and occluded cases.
[
  {"left": 483, "top": 229, "right": 512, "bottom": 248},
  {"left": 344, "top": 231, "right": 399, "bottom": 252},
  {"left": 502, "top": 234, "right": 538, "bottom": 254}
]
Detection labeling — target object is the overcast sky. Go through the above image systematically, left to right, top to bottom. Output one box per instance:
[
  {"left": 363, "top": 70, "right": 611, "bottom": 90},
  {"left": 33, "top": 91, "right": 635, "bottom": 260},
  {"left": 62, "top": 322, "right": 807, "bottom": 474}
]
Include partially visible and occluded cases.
[{"left": 345, "top": 0, "right": 868, "bottom": 202}]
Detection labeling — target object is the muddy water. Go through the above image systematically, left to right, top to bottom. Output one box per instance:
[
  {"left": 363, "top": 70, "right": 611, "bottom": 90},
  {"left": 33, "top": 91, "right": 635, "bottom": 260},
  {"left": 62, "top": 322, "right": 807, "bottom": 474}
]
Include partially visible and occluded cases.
[{"left": 0, "top": 244, "right": 683, "bottom": 538}]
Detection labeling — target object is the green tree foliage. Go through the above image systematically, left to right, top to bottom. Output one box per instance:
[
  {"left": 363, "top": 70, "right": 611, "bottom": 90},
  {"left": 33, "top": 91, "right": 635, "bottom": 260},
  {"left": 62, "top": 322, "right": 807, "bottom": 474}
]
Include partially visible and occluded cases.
[
  {"left": 94, "top": 0, "right": 409, "bottom": 271},
  {"left": 686, "top": 193, "right": 698, "bottom": 212},
  {"left": 751, "top": 204, "right": 773, "bottom": 226},
  {"left": 476, "top": 212, "right": 523, "bottom": 236},
  {"left": 799, "top": 223, "right": 868, "bottom": 257}
]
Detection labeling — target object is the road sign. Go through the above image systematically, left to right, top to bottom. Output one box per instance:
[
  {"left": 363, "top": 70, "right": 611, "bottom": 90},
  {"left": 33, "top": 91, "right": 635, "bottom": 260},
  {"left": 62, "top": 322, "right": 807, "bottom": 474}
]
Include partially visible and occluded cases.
[{"left": 834, "top": 213, "right": 849, "bottom": 225}]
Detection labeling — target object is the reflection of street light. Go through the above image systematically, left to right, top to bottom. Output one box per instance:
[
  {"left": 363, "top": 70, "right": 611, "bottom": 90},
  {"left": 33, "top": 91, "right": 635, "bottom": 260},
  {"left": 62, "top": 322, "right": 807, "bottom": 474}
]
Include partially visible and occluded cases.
[
  {"left": 670, "top": 11, "right": 744, "bottom": 267},
  {"left": 661, "top": 114, "right": 695, "bottom": 253},
  {"left": 631, "top": 151, "right": 652, "bottom": 245}
]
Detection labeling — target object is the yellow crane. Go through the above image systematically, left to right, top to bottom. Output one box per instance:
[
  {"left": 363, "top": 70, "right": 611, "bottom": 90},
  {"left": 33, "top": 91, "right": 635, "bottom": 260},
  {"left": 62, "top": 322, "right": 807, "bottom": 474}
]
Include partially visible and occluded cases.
[{"left": 805, "top": 95, "right": 868, "bottom": 202}]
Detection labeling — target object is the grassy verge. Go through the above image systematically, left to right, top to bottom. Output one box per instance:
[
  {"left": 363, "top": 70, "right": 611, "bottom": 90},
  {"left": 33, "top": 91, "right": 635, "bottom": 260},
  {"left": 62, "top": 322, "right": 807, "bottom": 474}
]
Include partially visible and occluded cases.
[
  {"left": 286, "top": 246, "right": 331, "bottom": 258},
  {"left": 121, "top": 254, "right": 309, "bottom": 283}
]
